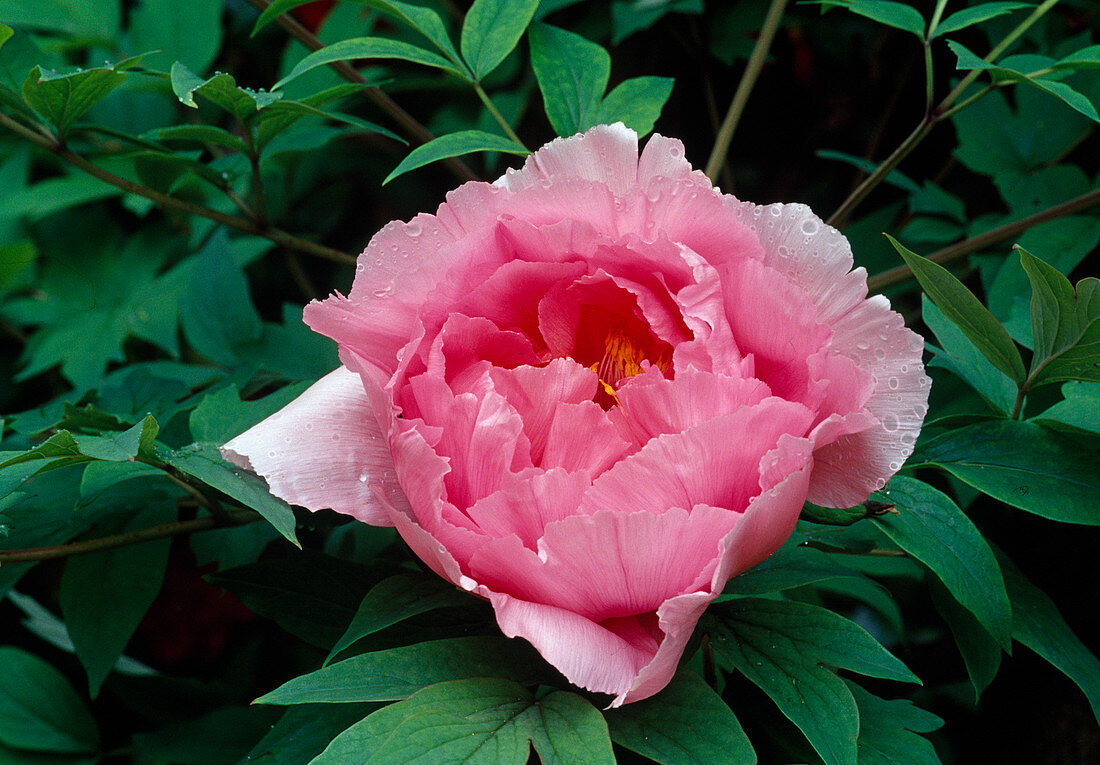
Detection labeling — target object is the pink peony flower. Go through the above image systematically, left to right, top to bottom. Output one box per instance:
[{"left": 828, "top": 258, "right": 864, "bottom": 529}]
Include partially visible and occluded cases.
[{"left": 223, "top": 124, "right": 929, "bottom": 705}]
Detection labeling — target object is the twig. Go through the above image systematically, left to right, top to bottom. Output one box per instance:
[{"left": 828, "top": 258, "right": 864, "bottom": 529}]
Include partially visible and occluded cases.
[
  {"left": 243, "top": 0, "right": 479, "bottom": 183},
  {"left": 704, "top": 0, "right": 790, "bottom": 181},
  {"left": 473, "top": 83, "right": 526, "bottom": 149},
  {"left": 0, "top": 112, "right": 356, "bottom": 265},
  {"left": 867, "top": 186, "right": 1100, "bottom": 291},
  {"left": 0, "top": 509, "right": 260, "bottom": 563}
]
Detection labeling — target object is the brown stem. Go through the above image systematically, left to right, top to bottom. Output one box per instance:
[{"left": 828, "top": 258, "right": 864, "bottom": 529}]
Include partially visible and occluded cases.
[
  {"left": 243, "top": 0, "right": 478, "bottom": 183},
  {"left": 0, "top": 112, "right": 356, "bottom": 265},
  {"left": 867, "top": 186, "right": 1100, "bottom": 291},
  {"left": 0, "top": 509, "right": 260, "bottom": 563}
]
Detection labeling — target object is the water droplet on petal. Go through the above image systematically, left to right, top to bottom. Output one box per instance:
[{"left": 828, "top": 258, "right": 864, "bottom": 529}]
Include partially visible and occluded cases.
[
  {"left": 882, "top": 413, "right": 899, "bottom": 432},
  {"left": 358, "top": 471, "right": 368, "bottom": 483}
]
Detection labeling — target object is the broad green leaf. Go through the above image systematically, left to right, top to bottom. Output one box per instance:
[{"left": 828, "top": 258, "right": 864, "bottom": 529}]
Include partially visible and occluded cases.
[
  {"left": 0, "top": 0, "right": 120, "bottom": 40},
  {"left": 130, "top": 0, "right": 223, "bottom": 74},
  {"left": 256, "top": 0, "right": 465, "bottom": 74},
  {"left": 461, "top": 0, "right": 540, "bottom": 79},
  {"left": 611, "top": 0, "right": 703, "bottom": 44},
  {"left": 827, "top": 0, "right": 926, "bottom": 37},
  {"left": 931, "top": 2, "right": 1030, "bottom": 38},
  {"left": 528, "top": 23, "right": 610, "bottom": 136},
  {"left": 0, "top": 25, "right": 12, "bottom": 49},
  {"left": 273, "top": 37, "right": 462, "bottom": 91},
  {"left": 948, "top": 40, "right": 1100, "bottom": 122},
  {"left": 1053, "top": 44, "right": 1100, "bottom": 70},
  {"left": 21, "top": 56, "right": 147, "bottom": 135},
  {"left": 170, "top": 62, "right": 282, "bottom": 119},
  {"left": 596, "top": 76, "right": 674, "bottom": 136},
  {"left": 254, "top": 99, "right": 401, "bottom": 150},
  {"left": 149, "top": 124, "right": 249, "bottom": 153},
  {"left": 384, "top": 130, "right": 527, "bottom": 184},
  {"left": 179, "top": 232, "right": 263, "bottom": 366},
  {"left": 887, "top": 235, "right": 1026, "bottom": 384},
  {"left": 1019, "top": 247, "right": 1100, "bottom": 386},
  {"left": 924, "top": 298, "right": 1016, "bottom": 414},
  {"left": 1034, "top": 381, "right": 1100, "bottom": 435},
  {"left": 189, "top": 383, "right": 310, "bottom": 444},
  {"left": 72, "top": 415, "right": 159, "bottom": 462},
  {"left": 911, "top": 419, "right": 1100, "bottom": 525},
  {"left": 0, "top": 431, "right": 85, "bottom": 467},
  {"left": 163, "top": 442, "right": 298, "bottom": 544},
  {"left": 873, "top": 476, "right": 1011, "bottom": 647},
  {"left": 60, "top": 501, "right": 174, "bottom": 696},
  {"left": 724, "top": 538, "right": 866, "bottom": 595},
  {"left": 997, "top": 550, "right": 1100, "bottom": 725},
  {"left": 205, "top": 552, "right": 381, "bottom": 648},
  {"left": 326, "top": 573, "right": 473, "bottom": 663},
  {"left": 929, "top": 580, "right": 1002, "bottom": 702},
  {"left": 705, "top": 598, "right": 919, "bottom": 765},
  {"left": 256, "top": 636, "right": 550, "bottom": 704},
  {"left": 0, "top": 647, "right": 100, "bottom": 754},
  {"left": 605, "top": 671, "right": 756, "bottom": 765},
  {"left": 313, "top": 678, "right": 613, "bottom": 765},
  {"left": 846, "top": 682, "right": 943, "bottom": 765},
  {"left": 529, "top": 690, "right": 616, "bottom": 765},
  {"left": 245, "top": 704, "right": 381, "bottom": 764},
  {"left": 133, "top": 705, "right": 281, "bottom": 765}
]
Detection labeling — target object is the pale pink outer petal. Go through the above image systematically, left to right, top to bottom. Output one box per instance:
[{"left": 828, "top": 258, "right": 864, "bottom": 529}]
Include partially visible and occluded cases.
[
  {"left": 494, "top": 123, "right": 640, "bottom": 196},
  {"left": 735, "top": 202, "right": 931, "bottom": 506},
  {"left": 220, "top": 367, "right": 404, "bottom": 526}
]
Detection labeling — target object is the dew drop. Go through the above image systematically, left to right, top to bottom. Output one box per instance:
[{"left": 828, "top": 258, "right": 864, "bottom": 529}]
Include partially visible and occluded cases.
[
  {"left": 646, "top": 187, "right": 661, "bottom": 203},
  {"left": 800, "top": 218, "right": 819, "bottom": 235},
  {"left": 406, "top": 221, "right": 422, "bottom": 236},
  {"left": 355, "top": 263, "right": 365, "bottom": 273},
  {"left": 874, "top": 348, "right": 887, "bottom": 361},
  {"left": 888, "top": 377, "right": 899, "bottom": 390},
  {"left": 882, "top": 413, "right": 899, "bottom": 432},
  {"left": 267, "top": 450, "right": 276, "bottom": 458},
  {"left": 888, "top": 461, "right": 900, "bottom": 471},
  {"left": 358, "top": 471, "right": 368, "bottom": 483}
]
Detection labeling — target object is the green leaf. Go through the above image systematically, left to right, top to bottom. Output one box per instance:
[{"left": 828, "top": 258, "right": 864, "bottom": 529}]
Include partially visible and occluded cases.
[
  {"left": 0, "top": 0, "right": 120, "bottom": 40},
  {"left": 130, "top": 0, "right": 223, "bottom": 74},
  {"left": 256, "top": 0, "right": 466, "bottom": 74},
  {"left": 460, "top": 0, "right": 540, "bottom": 79},
  {"left": 611, "top": 0, "right": 703, "bottom": 44},
  {"left": 827, "top": 0, "right": 926, "bottom": 37},
  {"left": 931, "top": 2, "right": 1030, "bottom": 38},
  {"left": 528, "top": 23, "right": 610, "bottom": 136},
  {"left": 0, "top": 25, "right": 12, "bottom": 49},
  {"left": 273, "top": 37, "right": 462, "bottom": 91},
  {"left": 948, "top": 40, "right": 1100, "bottom": 122},
  {"left": 1053, "top": 44, "right": 1100, "bottom": 70},
  {"left": 21, "top": 56, "right": 146, "bottom": 135},
  {"left": 170, "top": 62, "right": 282, "bottom": 120},
  {"left": 596, "top": 76, "right": 674, "bottom": 136},
  {"left": 149, "top": 124, "right": 249, "bottom": 153},
  {"left": 383, "top": 130, "right": 527, "bottom": 184},
  {"left": 817, "top": 149, "right": 920, "bottom": 193},
  {"left": 179, "top": 231, "right": 263, "bottom": 366},
  {"left": 887, "top": 235, "right": 1026, "bottom": 384},
  {"left": 1019, "top": 247, "right": 1100, "bottom": 386},
  {"left": 923, "top": 297, "right": 1018, "bottom": 414},
  {"left": 1034, "top": 381, "right": 1100, "bottom": 435},
  {"left": 189, "top": 383, "right": 310, "bottom": 444},
  {"left": 911, "top": 419, "right": 1100, "bottom": 525},
  {"left": 0, "top": 431, "right": 85, "bottom": 468},
  {"left": 163, "top": 442, "right": 298, "bottom": 544},
  {"left": 872, "top": 476, "right": 1011, "bottom": 648},
  {"left": 60, "top": 501, "right": 174, "bottom": 696},
  {"left": 724, "top": 538, "right": 866, "bottom": 595},
  {"left": 996, "top": 549, "right": 1100, "bottom": 725},
  {"left": 205, "top": 552, "right": 380, "bottom": 648},
  {"left": 326, "top": 573, "right": 473, "bottom": 663},
  {"left": 929, "top": 580, "right": 1002, "bottom": 702},
  {"left": 705, "top": 598, "right": 919, "bottom": 765},
  {"left": 256, "top": 636, "right": 550, "bottom": 705},
  {"left": 0, "top": 647, "right": 100, "bottom": 754},
  {"left": 605, "top": 670, "right": 756, "bottom": 765},
  {"left": 312, "top": 678, "right": 613, "bottom": 765},
  {"left": 846, "top": 682, "right": 943, "bottom": 765},
  {"left": 245, "top": 704, "right": 381, "bottom": 765},
  {"left": 133, "top": 705, "right": 281, "bottom": 765}
]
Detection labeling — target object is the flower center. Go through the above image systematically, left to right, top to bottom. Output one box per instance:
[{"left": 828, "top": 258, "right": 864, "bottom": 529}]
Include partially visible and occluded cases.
[{"left": 591, "top": 325, "right": 670, "bottom": 406}]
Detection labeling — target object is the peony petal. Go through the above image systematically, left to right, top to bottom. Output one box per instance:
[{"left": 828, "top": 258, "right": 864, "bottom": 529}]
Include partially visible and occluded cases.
[
  {"left": 494, "top": 122, "right": 640, "bottom": 196},
  {"left": 637, "top": 134, "right": 712, "bottom": 189},
  {"left": 488, "top": 358, "right": 598, "bottom": 464},
  {"left": 221, "top": 367, "right": 404, "bottom": 526},
  {"left": 614, "top": 367, "right": 772, "bottom": 446},
  {"left": 541, "top": 399, "right": 635, "bottom": 475},
  {"left": 584, "top": 399, "right": 816, "bottom": 516},
  {"left": 465, "top": 467, "right": 592, "bottom": 549},
  {"left": 468, "top": 506, "right": 736, "bottom": 623}
]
